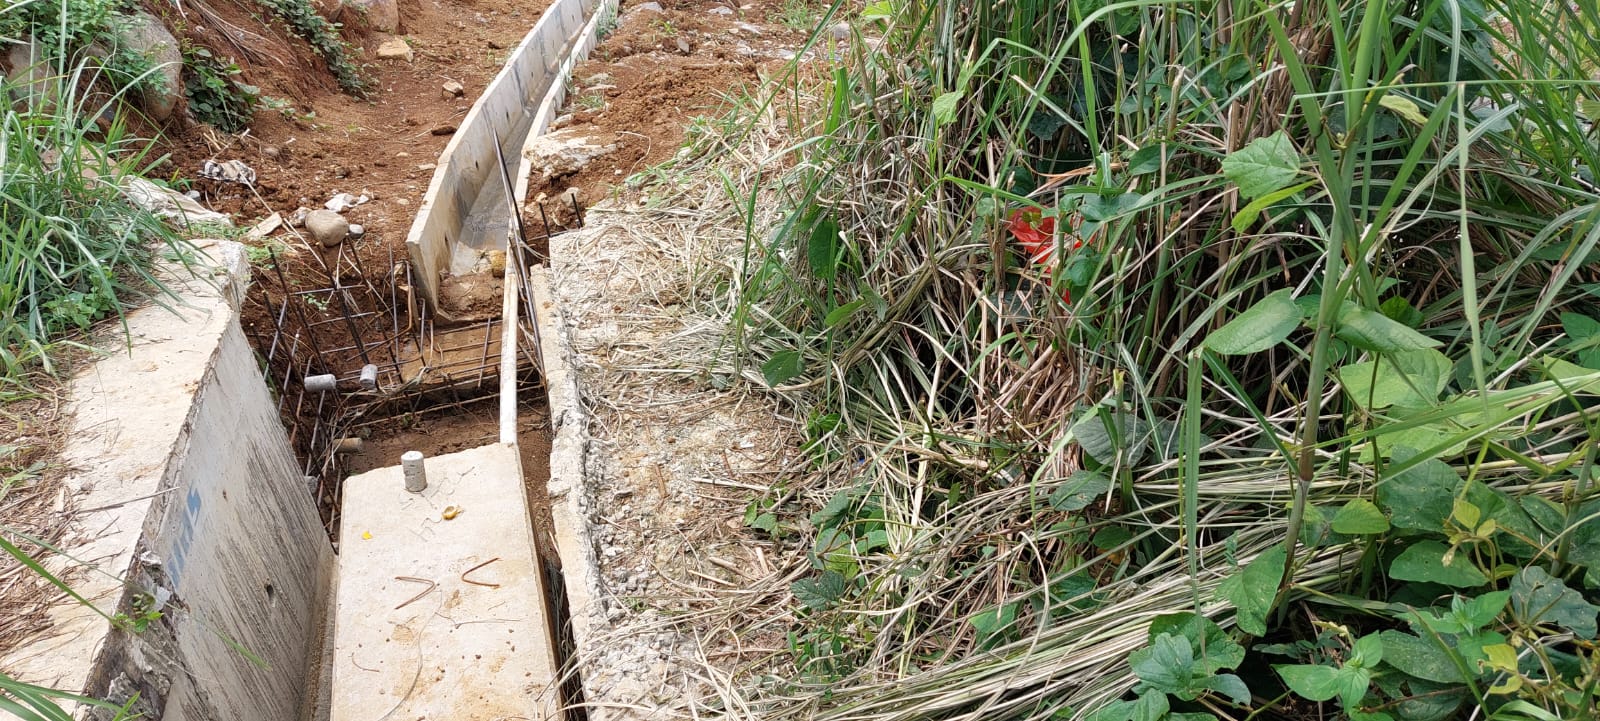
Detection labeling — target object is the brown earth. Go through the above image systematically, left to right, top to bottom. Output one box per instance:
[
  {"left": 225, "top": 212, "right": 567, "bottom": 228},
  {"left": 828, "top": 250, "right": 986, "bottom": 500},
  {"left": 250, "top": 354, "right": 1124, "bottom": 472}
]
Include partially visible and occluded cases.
[{"left": 524, "top": 0, "right": 823, "bottom": 225}]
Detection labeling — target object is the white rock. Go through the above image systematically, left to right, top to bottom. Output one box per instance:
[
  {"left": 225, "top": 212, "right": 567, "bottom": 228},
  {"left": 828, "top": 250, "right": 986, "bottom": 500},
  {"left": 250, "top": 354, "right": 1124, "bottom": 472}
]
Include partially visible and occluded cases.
[
  {"left": 630, "top": 2, "right": 664, "bottom": 14},
  {"left": 708, "top": 6, "right": 732, "bottom": 15},
  {"left": 114, "top": 12, "right": 183, "bottom": 122},
  {"left": 375, "top": 35, "right": 413, "bottom": 61},
  {"left": 522, "top": 129, "right": 618, "bottom": 183},
  {"left": 120, "top": 177, "right": 231, "bottom": 228},
  {"left": 324, "top": 192, "right": 365, "bottom": 212},
  {"left": 304, "top": 209, "right": 350, "bottom": 247},
  {"left": 348, "top": 223, "right": 366, "bottom": 238}
]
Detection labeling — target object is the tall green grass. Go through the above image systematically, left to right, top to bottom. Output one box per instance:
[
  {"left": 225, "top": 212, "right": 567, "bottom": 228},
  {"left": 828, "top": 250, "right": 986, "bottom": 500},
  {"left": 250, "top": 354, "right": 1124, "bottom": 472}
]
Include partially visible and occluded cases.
[
  {"left": 719, "top": 0, "right": 1600, "bottom": 719},
  {"left": 0, "top": 61, "right": 187, "bottom": 392}
]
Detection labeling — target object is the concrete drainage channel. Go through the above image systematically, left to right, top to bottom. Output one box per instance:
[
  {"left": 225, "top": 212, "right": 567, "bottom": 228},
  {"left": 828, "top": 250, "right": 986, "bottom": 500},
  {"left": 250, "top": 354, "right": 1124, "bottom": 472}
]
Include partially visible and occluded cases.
[{"left": 1, "top": 1, "right": 616, "bottom": 720}]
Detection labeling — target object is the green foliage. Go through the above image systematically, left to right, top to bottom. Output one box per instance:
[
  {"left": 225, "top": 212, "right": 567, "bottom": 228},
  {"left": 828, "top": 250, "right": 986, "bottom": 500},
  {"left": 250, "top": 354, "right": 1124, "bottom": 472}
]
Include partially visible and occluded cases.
[
  {"left": 0, "top": 0, "right": 157, "bottom": 95},
  {"left": 255, "top": 0, "right": 366, "bottom": 94},
  {"left": 182, "top": 46, "right": 258, "bottom": 133},
  {"left": 0, "top": 64, "right": 189, "bottom": 388}
]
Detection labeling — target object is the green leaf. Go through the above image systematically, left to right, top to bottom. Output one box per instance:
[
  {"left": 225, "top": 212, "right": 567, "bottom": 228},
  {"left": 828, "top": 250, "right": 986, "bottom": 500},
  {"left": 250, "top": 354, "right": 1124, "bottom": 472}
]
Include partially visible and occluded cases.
[
  {"left": 932, "top": 91, "right": 962, "bottom": 126},
  {"left": 1379, "top": 94, "right": 1429, "bottom": 125},
  {"left": 1221, "top": 130, "right": 1302, "bottom": 199},
  {"left": 1128, "top": 145, "right": 1163, "bottom": 175},
  {"left": 1231, "top": 180, "right": 1314, "bottom": 232},
  {"left": 1081, "top": 192, "right": 1143, "bottom": 222},
  {"left": 807, "top": 215, "right": 842, "bottom": 280},
  {"left": 1207, "top": 289, "right": 1300, "bottom": 355},
  {"left": 824, "top": 299, "right": 865, "bottom": 328},
  {"left": 1335, "top": 303, "right": 1441, "bottom": 352},
  {"left": 1560, "top": 312, "right": 1600, "bottom": 341},
  {"left": 1338, "top": 349, "right": 1452, "bottom": 410},
  {"left": 760, "top": 351, "right": 805, "bottom": 386},
  {"left": 1071, "top": 410, "right": 1150, "bottom": 465},
  {"left": 1376, "top": 452, "right": 1461, "bottom": 531},
  {"left": 1048, "top": 471, "right": 1112, "bottom": 512},
  {"left": 1331, "top": 498, "right": 1391, "bottom": 534},
  {"left": 1569, "top": 499, "right": 1600, "bottom": 569},
  {"left": 748, "top": 512, "right": 778, "bottom": 534},
  {"left": 1389, "top": 541, "right": 1488, "bottom": 587},
  {"left": 1216, "top": 543, "right": 1286, "bottom": 635},
  {"left": 1509, "top": 566, "right": 1599, "bottom": 637},
  {"left": 791, "top": 570, "right": 846, "bottom": 610},
  {"left": 1463, "top": 591, "right": 1512, "bottom": 630},
  {"left": 971, "top": 602, "right": 1019, "bottom": 647},
  {"left": 1147, "top": 612, "right": 1245, "bottom": 673},
  {"left": 1380, "top": 631, "right": 1465, "bottom": 684},
  {"left": 1130, "top": 633, "right": 1199, "bottom": 698},
  {"left": 1352, "top": 633, "right": 1384, "bottom": 667},
  {"left": 1277, "top": 663, "right": 1343, "bottom": 701},
  {"left": 1204, "top": 673, "right": 1252, "bottom": 704},
  {"left": 1129, "top": 691, "right": 1169, "bottom": 721},
  {"left": 1083, "top": 700, "right": 1133, "bottom": 721}
]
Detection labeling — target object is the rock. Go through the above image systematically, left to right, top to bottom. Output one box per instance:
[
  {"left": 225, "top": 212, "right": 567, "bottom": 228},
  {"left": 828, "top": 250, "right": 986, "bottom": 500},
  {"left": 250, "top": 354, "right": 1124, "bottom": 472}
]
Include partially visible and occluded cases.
[
  {"left": 338, "top": 0, "right": 398, "bottom": 34},
  {"left": 629, "top": 2, "right": 664, "bottom": 14},
  {"left": 708, "top": 6, "right": 733, "bottom": 15},
  {"left": 114, "top": 12, "right": 183, "bottom": 121},
  {"left": 734, "top": 22, "right": 763, "bottom": 35},
  {"left": 831, "top": 22, "right": 851, "bottom": 40},
  {"left": 375, "top": 35, "right": 413, "bottom": 61},
  {"left": 674, "top": 36, "right": 691, "bottom": 54},
  {"left": 6, "top": 37, "right": 58, "bottom": 111},
  {"left": 441, "top": 80, "right": 465, "bottom": 99},
  {"left": 587, "top": 84, "right": 618, "bottom": 93},
  {"left": 551, "top": 113, "right": 575, "bottom": 129},
  {"left": 430, "top": 125, "right": 457, "bottom": 136},
  {"left": 522, "top": 129, "right": 618, "bottom": 183},
  {"left": 262, "top": 145, "right": 282, "bottom": 159},
  {"left": 120, "top": 178, "right": 232, "bottom": 228},
  {"left": 324, "top": 192, "right": 366, "bottom": 212},
  {"left": 288, "top": 207, "right": 311, "bottom": 228},
  {"left": 303, "top": 209, "right": 350, "bottom": 247},
  {"left": 246, "top": 212, "right": 283, "bottom": 240},
  {"left": 348, "top": 224, "right": 366, "bottom": 239}
]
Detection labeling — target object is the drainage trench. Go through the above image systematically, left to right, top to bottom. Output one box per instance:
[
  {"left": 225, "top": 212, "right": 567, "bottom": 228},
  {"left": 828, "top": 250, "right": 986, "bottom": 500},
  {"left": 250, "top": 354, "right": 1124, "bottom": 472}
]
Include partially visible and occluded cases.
[{"left": 237, "top": 2, "right": 614, "bottom": 715}]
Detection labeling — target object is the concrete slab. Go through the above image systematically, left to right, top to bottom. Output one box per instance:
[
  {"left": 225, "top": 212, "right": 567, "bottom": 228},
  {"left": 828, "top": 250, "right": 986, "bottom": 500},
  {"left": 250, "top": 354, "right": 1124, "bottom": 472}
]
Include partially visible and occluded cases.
[
  {"left": 1, "top": 240, "right": 333, "bottom": 721},
  {"left": 332, "top": 443, "right": 560, "bottom": 721}
]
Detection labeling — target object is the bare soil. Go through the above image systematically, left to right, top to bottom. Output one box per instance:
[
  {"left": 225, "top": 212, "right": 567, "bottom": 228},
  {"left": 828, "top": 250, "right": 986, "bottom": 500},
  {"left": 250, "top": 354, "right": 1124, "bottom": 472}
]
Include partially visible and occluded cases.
[{"left": 524, "top": 0, "right": 820, "bottom": 224}]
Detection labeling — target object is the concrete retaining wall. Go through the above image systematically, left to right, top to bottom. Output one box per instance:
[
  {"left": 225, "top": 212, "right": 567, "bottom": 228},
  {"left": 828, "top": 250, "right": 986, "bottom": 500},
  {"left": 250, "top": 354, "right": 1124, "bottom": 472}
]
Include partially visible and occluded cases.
[
  {"left": 404, "top": 0, "right": 602, "bottom": 312},
  {"left": 1, "top": 242, "right": 333, "bottom": 721}
]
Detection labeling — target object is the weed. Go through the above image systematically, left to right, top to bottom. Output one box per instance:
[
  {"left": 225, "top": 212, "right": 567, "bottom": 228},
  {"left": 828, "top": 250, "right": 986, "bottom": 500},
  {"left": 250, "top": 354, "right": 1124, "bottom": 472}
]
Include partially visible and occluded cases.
[
  {"left": 0, "top": 0, "right": 157, "bottom": 95},
  {"left": 255, "top": 0, "right": 366, "bottom": 95},
  {"left": 769, "top": 0, "right": 819, "bottom": 33},
  {"left": 182, "top": 46, "right": 258, "bottom": 133},
  {"left": 576, "top": 93, "right": 606, "bottom": 111}
]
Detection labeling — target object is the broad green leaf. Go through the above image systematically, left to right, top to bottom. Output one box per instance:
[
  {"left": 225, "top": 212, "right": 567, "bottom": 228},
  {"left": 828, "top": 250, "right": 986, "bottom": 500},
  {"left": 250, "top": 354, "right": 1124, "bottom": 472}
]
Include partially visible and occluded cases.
[
  {"left": 860, "top": 0, "right": 896, "bottom": 21},
  {"left": 932, "top": 91, "right": 962, "bottom": 126},
  {"left": 1379, "top": 94, "right": 1429, "bottom": 125},
  {"left": 1581, "top": 97, "right": 1600, "bottom": 121},
  {"left": 1221, "top": 130, "right": 1301, "bottom": 199},
  {"left": 1128, "top": 145, "right": 1163, "bottom": 175},
  {"left": 1231, "top": 180, "right": 1314, "bottom": 232},
  {"left": 1081, "top": 192, "right": 1144, "bottom": 222},
  {"left": 807, "top": 215, "right": 842, "bottom": 280},
  {"left": 1208, "top": 289, "right": 1300, "bottom": 355},
  {"left": 1335, "top": 303, "right": 1441, "bottom": 352},
  {"left": 1560, "top": 312, "right": 1600, "bottom": 341},
  {"left": 1339, "top": 349, "right": 1452, "bottom": 410},
  {"left": 760, "top": 350, "right": 804, "bottom": 386},
  {"left": 1071, "top": 411, "right": 1150, "bottom": 465},
  {"left": 1376, "top": 452, "right": 1461, "bottom": 531},
  {"left": 1048, "top": 470, "right": 1112, "bottom": 512},
  {"left": 1331, "top": 498, "right": 1391, "bottom": 534},
  {"left": 1568, "top": 499, "right": 1600, "bottom": 569},
  {"left": 747, "top": 512, "right": 778, "bottom": 534},
  {"left": 1389, "top": 541, "right": 1488, "bottom": 587},
  {"left": 1216, "top": 543, "right": 1286, "bottom": 635},
  {"left": 1509, "top": 566, "right": 1599, "bottom": 637},
  {"left": 791, "top": 570, "right": 846, "bottom": 610},
  {"left": 1464, "top": 591, "right": 1512, "bottom": 630},
  {"left": 971, "top": 602, "right": 1019, "bottom": 646},
  {"left": 1148, "top": 612, "right": 1245, "bottom": 673},
  {"left": 1380, "top": 630, "right": 1465, "bottom": 683},
  {"left": 1129, "top": 633, "right": 1195, "bottom": 694},
  {"left": 1352, "top": 633, "right": 1384, "bottom": 667},
  {"left": 1276, "top": 664, "right": 1343, "bottom": 701},
  {"left": 1339, "top": 666, "right": 1373, "bottom": 709},
  {"left": 1203, "top": 673, "right": 1251, "bottom": 704},
  {"left": 1129, "top": 691, "right": 1169, "bottom": 721},
  {"left": 1083, "top": 700, "right": 1133, "bottom": 721}
]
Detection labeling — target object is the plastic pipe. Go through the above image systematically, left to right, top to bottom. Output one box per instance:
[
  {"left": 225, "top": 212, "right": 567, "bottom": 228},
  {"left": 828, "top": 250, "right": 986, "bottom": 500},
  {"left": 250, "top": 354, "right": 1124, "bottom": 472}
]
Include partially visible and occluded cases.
[
  {"left": 304, "top": 374, "right": 338, "bottom": 392},
  {"left": 401, "top": 451, "right": 427, "bottom": 493}
]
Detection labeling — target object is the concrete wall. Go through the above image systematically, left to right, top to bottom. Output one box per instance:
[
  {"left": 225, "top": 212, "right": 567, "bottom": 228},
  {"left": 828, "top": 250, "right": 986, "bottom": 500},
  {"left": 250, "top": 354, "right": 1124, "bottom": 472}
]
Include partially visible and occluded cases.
[
  {"left": 405, "top": 0, "right": 601, "bottom": 312},
  {"left": 1, "top": 241, "right": 333, "bottom": 721}
]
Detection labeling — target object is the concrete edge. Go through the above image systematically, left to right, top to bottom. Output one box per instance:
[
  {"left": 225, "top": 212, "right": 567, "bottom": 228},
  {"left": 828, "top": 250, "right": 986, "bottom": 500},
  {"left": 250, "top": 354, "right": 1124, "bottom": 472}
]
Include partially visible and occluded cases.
[
  {"left": 403, "top": 0, "right": 601, "bottom": 311},
  {"left": 513, "top": 0, "right": 621, "bottom": 207},
  {"left": 527, "top": 265, "right": 610, "bottom": 721}
]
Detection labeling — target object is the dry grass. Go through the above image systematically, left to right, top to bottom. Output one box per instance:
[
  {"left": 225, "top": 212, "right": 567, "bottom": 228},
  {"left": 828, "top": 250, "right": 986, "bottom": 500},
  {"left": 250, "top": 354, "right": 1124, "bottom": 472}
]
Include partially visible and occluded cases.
[{"left": 0, "top": 371, "right": 77, "bottom": 661}]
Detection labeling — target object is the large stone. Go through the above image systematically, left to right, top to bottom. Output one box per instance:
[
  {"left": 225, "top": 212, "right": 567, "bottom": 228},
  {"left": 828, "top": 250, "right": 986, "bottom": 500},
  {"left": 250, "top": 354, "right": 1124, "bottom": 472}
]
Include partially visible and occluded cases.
[
  {"left": 339, "top": 0, "right": 399, "bottom": 34},
  {"left": 114, "top": 12, "right": 183, "bottom": 122},
  {"left": 374, "top": 35, "right": 413, "bottom": 62},
  {"left": 5, "top": 36, "right": 59, "bottom": 111},
  {"left": 522, "top": 128, "right": 618, "bottom": 184},
  {"left": 120, "top": 177, "right": 232, "bottom": 228},
  {"left": 303, "top": 209, "right": 350, "bottom": 247}
]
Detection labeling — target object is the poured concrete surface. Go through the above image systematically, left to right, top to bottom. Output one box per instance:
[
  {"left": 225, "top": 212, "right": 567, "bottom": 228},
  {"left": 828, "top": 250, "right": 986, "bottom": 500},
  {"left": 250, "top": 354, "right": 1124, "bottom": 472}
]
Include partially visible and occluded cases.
[
  {"left": 1, "top": 240, "right": 333, "bottom": 721},
  {"left": 332, "top": 442, "right": 560, "bottom": 721}
]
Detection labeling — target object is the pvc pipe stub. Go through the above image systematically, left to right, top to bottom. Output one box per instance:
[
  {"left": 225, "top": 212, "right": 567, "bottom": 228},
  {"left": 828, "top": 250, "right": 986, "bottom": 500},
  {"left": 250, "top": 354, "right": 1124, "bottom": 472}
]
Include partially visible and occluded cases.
[
  {"left": 359, "top": 364, "right": 379, "bottom": 390},
  {"left": 304, "top": 374, "right": 338, "bottom": 392},
  {"left": 401, "top": 451, "right": 427, "bottom": 493}
]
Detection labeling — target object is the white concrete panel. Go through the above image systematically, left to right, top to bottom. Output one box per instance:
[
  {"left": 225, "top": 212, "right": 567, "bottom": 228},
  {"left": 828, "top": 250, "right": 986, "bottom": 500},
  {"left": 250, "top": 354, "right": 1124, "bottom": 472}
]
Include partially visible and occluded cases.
[{"left": 331, "top": 443, "right": 560, "bottom": 721}]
